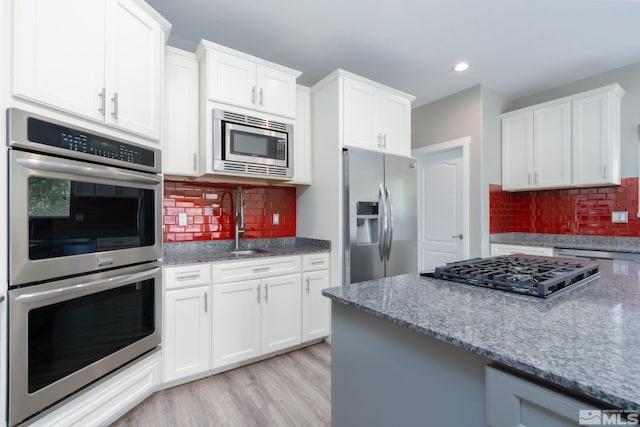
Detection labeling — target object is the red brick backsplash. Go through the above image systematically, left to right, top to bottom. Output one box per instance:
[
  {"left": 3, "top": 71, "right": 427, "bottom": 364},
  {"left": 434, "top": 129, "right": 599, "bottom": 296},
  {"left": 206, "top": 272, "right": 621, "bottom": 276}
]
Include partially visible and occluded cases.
[
  {"left": 489, "top": 178, "right": 640, "bottom": 236},
  {"left": 163, "top": 180, "right": 296, "bottom": 242}
]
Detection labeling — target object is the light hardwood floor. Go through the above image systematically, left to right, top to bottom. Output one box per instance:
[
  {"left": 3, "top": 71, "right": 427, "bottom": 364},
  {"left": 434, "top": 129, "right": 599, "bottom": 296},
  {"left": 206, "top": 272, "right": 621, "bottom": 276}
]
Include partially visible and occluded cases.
[{"left": 111, "top": 342, "right": 331, "bottom": 427}]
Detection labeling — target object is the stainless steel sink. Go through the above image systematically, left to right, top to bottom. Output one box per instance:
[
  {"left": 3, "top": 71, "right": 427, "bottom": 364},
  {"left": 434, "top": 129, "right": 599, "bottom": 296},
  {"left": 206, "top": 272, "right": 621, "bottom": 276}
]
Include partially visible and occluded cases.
[{"left": 228, "top": 248, "right": 268, "bottom": 255}]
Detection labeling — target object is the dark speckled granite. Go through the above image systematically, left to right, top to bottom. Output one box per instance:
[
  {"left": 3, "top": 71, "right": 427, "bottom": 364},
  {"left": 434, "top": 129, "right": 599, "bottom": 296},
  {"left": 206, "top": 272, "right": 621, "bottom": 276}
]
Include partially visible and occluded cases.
[
  {"left": 491, "top": 232, "right": 640, "bottom": 253},
  {"left": 163, "top": 237, "right": 330, "bottom": 265},
  {"left": 322, "top": 260, "right": 640, "bottom": 411}
]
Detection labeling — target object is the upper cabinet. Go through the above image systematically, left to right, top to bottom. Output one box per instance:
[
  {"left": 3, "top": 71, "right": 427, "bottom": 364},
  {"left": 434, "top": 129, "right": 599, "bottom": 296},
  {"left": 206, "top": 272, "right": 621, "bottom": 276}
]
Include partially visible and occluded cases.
[
  {"left": 13, "top": 0, "right": 170, "bottom": 141},
  {"left": 197, "top": 40, "right": 301, "bottom": 119},
  {"left": 162, "top": 47, "right": 200, "bottom": 176},
  {"left": 343, "top": 73, "right": 413, "bottom": 157},
  {"left": 501, "top": 84, "right": 624, "bottom": 191},
  {"left": 288, "top": 85, "right": 312, "bottom": 185},
  {"left": 572, "top": 88, "right": 623, "bottom": 186},
  {"left": 502, "top": 102, "right": 571, "bottom": 190}
]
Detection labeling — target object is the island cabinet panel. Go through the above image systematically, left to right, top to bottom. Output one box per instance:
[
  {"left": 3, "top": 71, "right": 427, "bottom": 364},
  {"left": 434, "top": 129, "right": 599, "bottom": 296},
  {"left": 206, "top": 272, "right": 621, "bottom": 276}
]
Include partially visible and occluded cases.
[
  {"left": 331, "top": 302, "right": 489, "bottom": 427},
  {"left": 486, "top": 366, "right": 597, "bottom": 427}
]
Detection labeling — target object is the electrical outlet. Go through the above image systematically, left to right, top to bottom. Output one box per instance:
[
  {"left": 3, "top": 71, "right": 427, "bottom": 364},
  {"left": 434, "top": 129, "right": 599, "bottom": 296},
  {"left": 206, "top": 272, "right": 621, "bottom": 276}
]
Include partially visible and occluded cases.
[
  {"left": 611, "top": 211, "right": 628, "bottom": 223},
  {"left": 178, "top": 212, "right": 188, "bottom": 226},
  {"left": 273, "top": 213, "right": 280, "bottom": 225}
]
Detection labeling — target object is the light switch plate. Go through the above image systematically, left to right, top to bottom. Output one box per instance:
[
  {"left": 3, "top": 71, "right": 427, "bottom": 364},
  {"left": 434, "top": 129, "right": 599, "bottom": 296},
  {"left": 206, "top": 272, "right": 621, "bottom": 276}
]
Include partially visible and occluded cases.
[{"left": 273, "top": 213, "right": 280, "bottom": 225}]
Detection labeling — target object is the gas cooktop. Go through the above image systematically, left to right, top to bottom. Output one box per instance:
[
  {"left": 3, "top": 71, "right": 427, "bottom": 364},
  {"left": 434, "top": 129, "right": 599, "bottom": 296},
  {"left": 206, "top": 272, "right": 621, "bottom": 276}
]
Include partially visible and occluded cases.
[{"left": 422, "top": 255, "right": 600, "bottom": 298}]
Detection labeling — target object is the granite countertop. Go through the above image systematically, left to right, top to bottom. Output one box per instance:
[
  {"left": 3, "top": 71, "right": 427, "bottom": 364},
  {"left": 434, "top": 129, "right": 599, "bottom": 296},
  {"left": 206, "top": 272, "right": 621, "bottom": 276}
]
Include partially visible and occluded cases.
[
  {"left": 491, "top": 232, "right": 640, "bottom": 253},
  {"left": 162, "top": 237, "right": 330, "bottom": 265},
  {"left": 322, "top": 260, "right": 640, "bottom": 411}
]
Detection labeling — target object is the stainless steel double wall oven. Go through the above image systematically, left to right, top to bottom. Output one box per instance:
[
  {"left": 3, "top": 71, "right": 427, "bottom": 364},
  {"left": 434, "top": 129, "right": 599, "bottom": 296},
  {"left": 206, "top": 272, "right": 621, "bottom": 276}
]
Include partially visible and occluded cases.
[{"left": 6, "top": 109, "right": 162, "bottom": 426}]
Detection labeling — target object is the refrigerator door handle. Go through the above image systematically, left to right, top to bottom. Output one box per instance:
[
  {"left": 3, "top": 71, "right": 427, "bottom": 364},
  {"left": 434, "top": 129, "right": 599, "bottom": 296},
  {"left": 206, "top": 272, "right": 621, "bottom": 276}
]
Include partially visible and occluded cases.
[
  {"left": 378, "top": 184, "right": 387, "bottom": 261},
  {"left": 385, "top": 184, "right": 394, "bottom": 261}
]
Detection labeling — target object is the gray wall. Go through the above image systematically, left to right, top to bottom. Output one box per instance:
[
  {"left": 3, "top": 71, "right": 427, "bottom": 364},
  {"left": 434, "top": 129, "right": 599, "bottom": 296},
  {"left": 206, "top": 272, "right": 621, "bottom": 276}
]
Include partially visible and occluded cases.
[
  {"left": 508, "top": 61, "right": 640, "bottom": 178},
  {"left": 412, "top": 84, "right": 507, "bottom": 257},
  {"left": 412, "top": 85, "right": 483, "bottom": 257}
]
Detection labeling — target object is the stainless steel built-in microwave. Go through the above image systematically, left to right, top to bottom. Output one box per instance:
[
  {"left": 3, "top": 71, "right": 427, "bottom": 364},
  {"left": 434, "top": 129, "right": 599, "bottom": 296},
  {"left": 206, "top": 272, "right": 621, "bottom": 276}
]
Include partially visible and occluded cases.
[{"left": 212, "top": 108, "right": 294, "bottom": 179}]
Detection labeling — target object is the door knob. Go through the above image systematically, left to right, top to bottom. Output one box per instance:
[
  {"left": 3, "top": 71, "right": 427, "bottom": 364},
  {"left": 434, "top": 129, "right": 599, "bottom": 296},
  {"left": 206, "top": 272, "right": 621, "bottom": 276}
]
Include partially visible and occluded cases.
[{"left": 452, "top": 234, "right": 463, "bottom": 239}]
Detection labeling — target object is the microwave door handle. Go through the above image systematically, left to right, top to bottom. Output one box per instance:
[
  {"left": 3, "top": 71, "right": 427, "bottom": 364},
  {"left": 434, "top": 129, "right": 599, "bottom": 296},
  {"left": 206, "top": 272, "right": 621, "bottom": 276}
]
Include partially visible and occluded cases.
[
  {"left": 15, "top": 158, "right": 161, "bottom": 185},
  {"left": 14, "top": 267, "right": 161, "bottom": 304}
]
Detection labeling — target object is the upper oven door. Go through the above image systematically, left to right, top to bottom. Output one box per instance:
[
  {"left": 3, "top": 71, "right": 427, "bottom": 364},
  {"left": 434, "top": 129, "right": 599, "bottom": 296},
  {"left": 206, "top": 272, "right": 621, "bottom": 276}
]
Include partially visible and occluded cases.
[
  {"left": 224, "top": 122, "right": 289, "bottom": 167},
  {"left": 9, "top": 149, "right": 162, "bottom": 286}
]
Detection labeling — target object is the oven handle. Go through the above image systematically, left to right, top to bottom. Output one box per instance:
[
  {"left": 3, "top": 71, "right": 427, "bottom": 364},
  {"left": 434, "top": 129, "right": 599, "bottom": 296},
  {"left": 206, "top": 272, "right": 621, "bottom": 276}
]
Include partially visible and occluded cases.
[
  {"left": 16, "top": 158, "right": 161, "bottom": 185},
  {"left": 14, "top": 267, "right": 161, "bottom": 303}
]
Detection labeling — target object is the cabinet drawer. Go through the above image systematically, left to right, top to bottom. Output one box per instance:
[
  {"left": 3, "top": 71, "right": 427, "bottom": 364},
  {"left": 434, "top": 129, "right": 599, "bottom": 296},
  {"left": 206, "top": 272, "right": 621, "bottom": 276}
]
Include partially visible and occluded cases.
[
  {"left": 302, "top": 253, "right": 330, "bottom": 272},
  {"left": 211, "top": 256, "right": 301, "bottom": 284},
  {"left": 164, "top": 264, "right": 211, "bottom": 290}
]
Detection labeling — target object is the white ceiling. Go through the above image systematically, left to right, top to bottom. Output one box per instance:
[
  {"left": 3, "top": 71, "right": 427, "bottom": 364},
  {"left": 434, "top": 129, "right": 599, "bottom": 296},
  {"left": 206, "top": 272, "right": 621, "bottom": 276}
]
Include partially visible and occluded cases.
[{"left": 146, "top": 0, "right": 640, "bottom": 107}]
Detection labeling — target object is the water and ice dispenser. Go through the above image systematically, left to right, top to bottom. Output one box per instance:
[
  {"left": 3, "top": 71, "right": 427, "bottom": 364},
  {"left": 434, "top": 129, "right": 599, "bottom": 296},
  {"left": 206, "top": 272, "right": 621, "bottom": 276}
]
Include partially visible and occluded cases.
[{"left": 355, "top": 201, "right": 379, "bottom": 244}]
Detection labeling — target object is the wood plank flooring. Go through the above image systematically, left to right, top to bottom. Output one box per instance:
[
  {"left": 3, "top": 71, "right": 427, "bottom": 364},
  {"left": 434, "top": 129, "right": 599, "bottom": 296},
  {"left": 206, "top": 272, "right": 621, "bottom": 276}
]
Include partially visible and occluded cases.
[{"left": 111, "top": 342, "right": 331, "bottom": 427}]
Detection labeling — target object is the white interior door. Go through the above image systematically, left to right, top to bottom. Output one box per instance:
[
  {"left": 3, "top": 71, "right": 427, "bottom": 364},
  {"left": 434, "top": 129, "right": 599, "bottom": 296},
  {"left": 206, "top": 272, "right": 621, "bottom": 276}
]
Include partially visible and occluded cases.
[{"left": 419, "top": 148, "right": 464, "bottom": 272}]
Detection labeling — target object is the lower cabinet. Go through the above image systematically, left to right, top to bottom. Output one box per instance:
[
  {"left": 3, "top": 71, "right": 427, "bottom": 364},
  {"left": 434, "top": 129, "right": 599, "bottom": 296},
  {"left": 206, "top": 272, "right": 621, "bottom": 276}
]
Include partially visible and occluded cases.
[
  {"left": 164, "top": 253, "right": 331, "bottom": 383},
  {"left": 302, "top": 253, "right": 331, "bottom": 341},
  {"left": 163, "top": 263, "right": 212, "bottom": 383},
  {"left": 486, "top": 366, "right": 596, "bottom": 427}
]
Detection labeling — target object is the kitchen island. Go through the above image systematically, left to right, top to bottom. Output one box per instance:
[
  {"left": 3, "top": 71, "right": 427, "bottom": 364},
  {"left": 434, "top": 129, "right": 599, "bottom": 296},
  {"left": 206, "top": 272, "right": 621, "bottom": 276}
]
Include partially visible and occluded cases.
[{"left": 322, "top": 259, "right": 640, "bottom": 426}]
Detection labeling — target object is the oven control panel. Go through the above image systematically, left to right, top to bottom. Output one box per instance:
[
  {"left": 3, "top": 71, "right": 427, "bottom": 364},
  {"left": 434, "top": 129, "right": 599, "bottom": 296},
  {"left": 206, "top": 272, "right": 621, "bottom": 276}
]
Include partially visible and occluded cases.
[{"left": 27, "top": 117, "right": 156, "bottom": 168}]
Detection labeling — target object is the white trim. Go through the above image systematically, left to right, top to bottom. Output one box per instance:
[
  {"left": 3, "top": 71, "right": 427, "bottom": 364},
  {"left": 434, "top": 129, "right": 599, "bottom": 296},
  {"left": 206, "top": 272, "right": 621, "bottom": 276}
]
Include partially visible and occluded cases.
[{"left": 412, "top": 137, "right": 471, "bottom": 269}]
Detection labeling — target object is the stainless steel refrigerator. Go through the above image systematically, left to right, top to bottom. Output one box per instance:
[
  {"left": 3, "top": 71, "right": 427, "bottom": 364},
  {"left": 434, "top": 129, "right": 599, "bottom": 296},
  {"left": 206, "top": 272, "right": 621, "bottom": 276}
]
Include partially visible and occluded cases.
[{"left": 343, "top": 147, "right": 417, "bottom": 284}]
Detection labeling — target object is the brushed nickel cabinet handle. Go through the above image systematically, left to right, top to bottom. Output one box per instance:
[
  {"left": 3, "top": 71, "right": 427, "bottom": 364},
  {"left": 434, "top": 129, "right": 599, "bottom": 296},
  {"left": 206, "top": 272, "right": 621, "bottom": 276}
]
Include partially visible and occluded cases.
[
  {"left": 251, "top": 86, "right": 256, "bottom": 104},
  {"left": 98, "top": 88, "right": 106, "bottom": 115},
  {"left": 259, "top": 88, "right": 264, "bottom": 106},
  {"left": 111, "top": 92, "right": 119, "bottom": 119},
  {"left": 193, "top": 153, "right": 197, "bottom": 172},
  {"left": 253, "top": 267, "right": 270, "bottom": 273},
  {"left": 306, "top": 277, "right": 310, "bottom": 294},
  {"left": 264, "top": 283, "right": 269, "bottom": 302},
  {"left": 256, "top": 285, "right": 260, "bottom": 303},
  {"left": 204, "top": 292, "right": 208, "bottom": 313}
]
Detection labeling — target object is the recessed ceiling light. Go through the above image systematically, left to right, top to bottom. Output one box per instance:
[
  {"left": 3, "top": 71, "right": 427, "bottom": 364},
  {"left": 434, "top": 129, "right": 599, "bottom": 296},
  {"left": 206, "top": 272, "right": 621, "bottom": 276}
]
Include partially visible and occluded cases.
[{"left": 453, "top": 62, "right": 470, "bottom": 72}]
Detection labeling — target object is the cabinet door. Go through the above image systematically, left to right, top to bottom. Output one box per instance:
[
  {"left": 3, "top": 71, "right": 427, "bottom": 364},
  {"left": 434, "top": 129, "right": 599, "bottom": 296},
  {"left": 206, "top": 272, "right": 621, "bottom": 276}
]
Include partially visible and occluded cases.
[
  {"left": 13, "top": 0, "right": 106, "bottom": 122},
  {"left": 106, "top": 0, "right": 163, "bottom": 139},
  {"left": 163, "top": 48, "right": 200, "bottom": 176},
  {"left": 207, "top": 49, "right": 256, "bottom": 110},
  {"left": 257, "top": 65, "right": 297, "bottom": 118},
  {"left": 343, "top": 78, "right": 380, "bottom": 151},
  {"left": 289, "top": 85, "right": 312, "bottom": 184},
  {"left": 572, "top": 92, "right": 618, "bottom": 186},
  {"left": 378, "top": 93, "right": 411, "bottom": 157},
  {"left": 533, "top": 102, "right": 571, "bottom": 188},
  {"left": 502, "top": 111, "right": 533, "bottom": 190},
  {"left": 302, "top": 270, "right": 331, "bottom": 342},
  {"left": 261, "top": 274, "right": 302, "bottom": 354},
  {"left": 211, "top": 280, "right": 262, "bottom": 368},
  {"left": 163, "top": 287, "right": 210, "bottom": 383},
  {"left": 486, "top": 366, "right": 595, "bottom": 427}
]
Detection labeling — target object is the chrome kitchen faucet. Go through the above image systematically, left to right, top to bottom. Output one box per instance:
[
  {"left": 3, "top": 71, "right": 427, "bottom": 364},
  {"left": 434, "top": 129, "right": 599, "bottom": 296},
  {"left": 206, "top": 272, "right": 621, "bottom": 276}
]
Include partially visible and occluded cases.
[{"left": 234, "top": 186, "right": 245, "bottom": 250}]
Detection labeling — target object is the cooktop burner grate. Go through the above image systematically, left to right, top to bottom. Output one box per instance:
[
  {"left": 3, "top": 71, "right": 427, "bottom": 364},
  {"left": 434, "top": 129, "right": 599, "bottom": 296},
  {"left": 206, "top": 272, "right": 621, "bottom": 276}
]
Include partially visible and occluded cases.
[{"left": 425, "top": 255, "right": 600, "bottom": 297}]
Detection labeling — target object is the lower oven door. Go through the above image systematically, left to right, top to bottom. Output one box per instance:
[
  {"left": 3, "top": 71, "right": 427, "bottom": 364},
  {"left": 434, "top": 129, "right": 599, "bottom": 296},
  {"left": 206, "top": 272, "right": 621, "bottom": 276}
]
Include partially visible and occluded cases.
[{"left": 8, "top": 262, "right": 162, "bottom": 426}]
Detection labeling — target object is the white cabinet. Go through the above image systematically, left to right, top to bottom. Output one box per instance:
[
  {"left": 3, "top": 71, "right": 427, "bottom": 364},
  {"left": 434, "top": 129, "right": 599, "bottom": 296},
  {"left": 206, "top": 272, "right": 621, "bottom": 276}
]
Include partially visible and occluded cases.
[
  {"left": 13, "top": 0, "right": 169, "bottom": 140},
  {"left": 197, "top": 40, "right": 301, "bottom": 118},
  {"left": 163, "top": 47, "right": 200, "bottom": 176},
  {"left": 343, "top": 75, "right": 413, "bottom": 157},
  {"left": 501, "top": 84, "right": 624, "bottom": 191},
  {"left": 289, "top": 85, "right": 312, "bottom": 185},
  {"left": 572, "top": 86, "right": 624, "bottom": 186},
  {"left": 501, "top": 102, "right": 571, "bottom": 190},
  {"left": 490, "top": 243, "right": 554, "bottom": 257},
  {"left": 302, "top": 253, "right": 331, "bottom": 342},
  {"left": 211, "top": 256, "right": 302, "bottom": 369},
  {"left": 163, "top": 264, "right": 211, "bottom": 383},
  {"left": 261, "top": 273, "right": 302, "bottom": 353},
  {"left": 211, "top": 279, "right": 262, "bottom": 367},
  {"left": 486, "top": 366, "right": 596, "bottom": 427}
]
